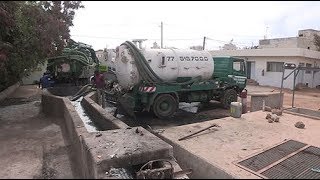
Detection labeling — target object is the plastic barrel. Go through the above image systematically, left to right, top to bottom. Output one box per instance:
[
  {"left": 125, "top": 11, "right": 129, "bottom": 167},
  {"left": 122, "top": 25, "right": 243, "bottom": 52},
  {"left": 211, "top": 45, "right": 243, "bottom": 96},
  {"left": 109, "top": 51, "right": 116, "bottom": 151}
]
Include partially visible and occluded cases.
[{"left": 230, "top": 102, "right": 242, "bottom": 118}]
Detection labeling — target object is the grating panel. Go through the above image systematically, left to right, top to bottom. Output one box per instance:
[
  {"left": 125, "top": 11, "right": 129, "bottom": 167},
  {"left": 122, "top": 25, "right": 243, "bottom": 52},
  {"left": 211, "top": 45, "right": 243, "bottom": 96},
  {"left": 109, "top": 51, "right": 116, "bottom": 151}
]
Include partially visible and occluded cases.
[
  {"left": 238, "top": 140, "right": 307, "bottom": 172},
  {"left": 261, "top": 146, "right": 320, "bottom": 179}
]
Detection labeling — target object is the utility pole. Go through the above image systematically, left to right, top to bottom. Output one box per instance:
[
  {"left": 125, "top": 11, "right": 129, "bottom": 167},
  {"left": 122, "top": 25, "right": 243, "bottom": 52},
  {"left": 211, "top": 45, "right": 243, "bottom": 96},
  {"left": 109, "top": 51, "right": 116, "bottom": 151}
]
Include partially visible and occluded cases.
[
  {"left": 161, "top": 21, "right": 163, "bottom": 48},
  {"left": 203, "top": 36, "right": 206, "bottom": 50}
]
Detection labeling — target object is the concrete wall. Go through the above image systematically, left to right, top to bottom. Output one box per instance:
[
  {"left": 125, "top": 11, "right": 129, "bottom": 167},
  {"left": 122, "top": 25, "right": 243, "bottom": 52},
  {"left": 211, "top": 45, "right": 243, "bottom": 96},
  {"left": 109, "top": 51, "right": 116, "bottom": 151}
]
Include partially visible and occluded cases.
[
  {"left": 259, "top": 37, "right": 298, "bottom": 49},
  {"left": 0, "top": 82, "right": 20, "bottom": 102},
  {"left": 41, "top": 91, "right": 175, "bottom": 179},
  {"left": 41, "top": 92, "right": 97, "bottom": 178},
  {"left": 81, "top": 92, "right": 129, "bottom": 130},
  {"left": 250, "top": 92, "right": 284, "bottom": 112},
  {"left": 153, "top": 133, "right": 236, "bottom": 179}
]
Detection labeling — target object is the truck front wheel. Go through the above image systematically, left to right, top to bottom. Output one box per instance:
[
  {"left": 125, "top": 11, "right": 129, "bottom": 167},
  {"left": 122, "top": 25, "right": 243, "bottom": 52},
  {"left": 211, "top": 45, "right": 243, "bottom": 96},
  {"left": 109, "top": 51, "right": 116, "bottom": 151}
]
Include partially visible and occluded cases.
[
  {"left": 220, "top": 89, "right": 238, "bottom": 109},
  {"left": 153, "top": 94, "right": 178, "bottom": 119}
]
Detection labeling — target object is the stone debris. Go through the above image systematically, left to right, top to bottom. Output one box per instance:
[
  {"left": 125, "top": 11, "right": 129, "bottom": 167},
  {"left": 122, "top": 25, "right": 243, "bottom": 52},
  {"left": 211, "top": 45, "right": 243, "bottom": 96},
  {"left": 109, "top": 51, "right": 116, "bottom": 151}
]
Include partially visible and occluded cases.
[
  {"left": 264, "top": 106, "right": 272, "bottom": 112},
  {"left": 272, "top": 108, "right": 283, "bottom": 116},
  {"left": 266, "top": 113, "right": 280, "bottom": 123},
  {"left": 266, "top": 113, "right": 272, "bottom": 119},
  {"left": 295, "top": 121, "right": 305, "bottom": 129},
  {"left": 95, "top": 133, "right": 102, "bottom": 137}
]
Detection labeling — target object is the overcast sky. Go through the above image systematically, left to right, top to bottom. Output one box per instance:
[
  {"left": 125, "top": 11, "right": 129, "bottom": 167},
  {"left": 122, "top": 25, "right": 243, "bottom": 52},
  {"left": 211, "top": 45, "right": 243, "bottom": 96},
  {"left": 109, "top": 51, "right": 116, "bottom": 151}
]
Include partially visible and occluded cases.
[{"left": 70, "top": 1, "right": 320, "bottom": 51}]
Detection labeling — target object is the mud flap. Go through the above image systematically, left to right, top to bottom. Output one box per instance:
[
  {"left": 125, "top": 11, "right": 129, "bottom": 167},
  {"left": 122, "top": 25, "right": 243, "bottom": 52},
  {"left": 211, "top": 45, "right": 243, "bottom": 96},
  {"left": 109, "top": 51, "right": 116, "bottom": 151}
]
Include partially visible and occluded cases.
[{"left": 118, "top": 93, "right": 136, "bottom": 119}]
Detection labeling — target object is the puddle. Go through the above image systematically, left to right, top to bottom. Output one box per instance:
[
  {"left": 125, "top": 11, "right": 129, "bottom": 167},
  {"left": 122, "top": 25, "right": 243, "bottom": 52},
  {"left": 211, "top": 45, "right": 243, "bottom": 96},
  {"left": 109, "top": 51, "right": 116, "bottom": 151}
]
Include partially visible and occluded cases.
[
  {"left": 70, "top": 97, "right": 100, "bottom": 132},
  {"left": 179, "top": 102, "right": 201, "bottom": 113}
]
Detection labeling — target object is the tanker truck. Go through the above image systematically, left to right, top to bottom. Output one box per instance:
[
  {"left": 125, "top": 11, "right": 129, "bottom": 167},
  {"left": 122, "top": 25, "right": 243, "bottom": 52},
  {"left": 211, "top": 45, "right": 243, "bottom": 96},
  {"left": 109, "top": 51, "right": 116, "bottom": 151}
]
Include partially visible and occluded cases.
[
  {"left": 46, "top": 39, "right": 100, "bottom": 85},
  {"left": 108, "top": 41, "right": 247, "bottom": 119}
]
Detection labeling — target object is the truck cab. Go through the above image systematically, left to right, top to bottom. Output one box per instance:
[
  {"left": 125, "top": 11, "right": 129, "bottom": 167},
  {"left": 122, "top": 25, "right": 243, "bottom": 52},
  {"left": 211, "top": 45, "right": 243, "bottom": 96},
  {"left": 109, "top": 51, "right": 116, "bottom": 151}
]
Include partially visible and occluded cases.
[
  {"left": 212, "top": 56, "right": 247, "bottom": 108},
  {"left": 213, "top": 56, "right": 247, "bottom": 90}
]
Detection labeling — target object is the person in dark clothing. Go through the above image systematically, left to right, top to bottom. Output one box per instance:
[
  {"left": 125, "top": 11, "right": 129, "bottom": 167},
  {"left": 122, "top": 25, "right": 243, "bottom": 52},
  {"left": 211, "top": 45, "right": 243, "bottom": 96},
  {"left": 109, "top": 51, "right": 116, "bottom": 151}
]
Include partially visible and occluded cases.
[{"left": 39, "top": 72, "right": 54, "bottom": 89}]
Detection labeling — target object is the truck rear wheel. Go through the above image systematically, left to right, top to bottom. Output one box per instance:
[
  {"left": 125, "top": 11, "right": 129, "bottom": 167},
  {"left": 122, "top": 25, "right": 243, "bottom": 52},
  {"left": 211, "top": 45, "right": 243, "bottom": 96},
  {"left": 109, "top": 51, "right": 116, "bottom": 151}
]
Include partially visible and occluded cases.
[
  {"left": 221, "top": 89, "right": 237, "bottom": 109},
  {"left": 153, "top": 94, "right": 178, "bottom": 119}
]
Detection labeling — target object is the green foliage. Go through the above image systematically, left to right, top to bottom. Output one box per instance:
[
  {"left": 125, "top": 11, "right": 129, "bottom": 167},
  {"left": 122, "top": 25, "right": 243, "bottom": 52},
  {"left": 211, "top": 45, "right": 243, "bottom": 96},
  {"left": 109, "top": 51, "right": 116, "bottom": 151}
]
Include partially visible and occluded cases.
[
  {"left": 0, "top": 1, "right": 83, "bottom": 91},
  {"left": 314, "top": 34, "right": 320, "bottom": 51}
]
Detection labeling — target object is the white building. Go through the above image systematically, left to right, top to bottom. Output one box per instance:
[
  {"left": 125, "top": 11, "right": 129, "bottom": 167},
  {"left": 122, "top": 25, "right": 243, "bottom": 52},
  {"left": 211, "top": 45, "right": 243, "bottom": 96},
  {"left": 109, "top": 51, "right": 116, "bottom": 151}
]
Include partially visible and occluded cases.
[
  {"left": 210, "top": 29, "right": 320, "bottom": 90},
  {"left": 95, "top": 49, "right": 116, "bottom": 72}
]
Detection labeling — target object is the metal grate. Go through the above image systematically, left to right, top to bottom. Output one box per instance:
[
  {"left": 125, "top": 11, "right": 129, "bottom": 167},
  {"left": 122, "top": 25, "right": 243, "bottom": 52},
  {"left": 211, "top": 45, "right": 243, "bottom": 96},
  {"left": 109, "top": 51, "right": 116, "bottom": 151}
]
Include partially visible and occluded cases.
[
  {"left": 238, "top": 140, "right": 307, "bottom": 172},
  {"left": 261, "top": 146, "right": 320, "bottom": 179}
]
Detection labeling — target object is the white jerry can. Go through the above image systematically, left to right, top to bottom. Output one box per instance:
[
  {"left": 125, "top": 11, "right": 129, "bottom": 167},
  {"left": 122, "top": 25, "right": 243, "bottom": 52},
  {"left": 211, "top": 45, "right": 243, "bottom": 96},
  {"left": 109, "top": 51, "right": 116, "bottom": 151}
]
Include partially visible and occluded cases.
[{"left": 230, "top": 102, "right": 242, "bottom": 118}]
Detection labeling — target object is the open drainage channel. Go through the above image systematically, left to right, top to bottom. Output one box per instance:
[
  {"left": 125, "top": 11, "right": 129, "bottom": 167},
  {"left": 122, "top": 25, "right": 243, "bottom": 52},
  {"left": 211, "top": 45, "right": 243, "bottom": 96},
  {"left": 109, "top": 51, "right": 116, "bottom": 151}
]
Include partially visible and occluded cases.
[{"left": 70, "top": 96, "right": 102, "bottom": 132}]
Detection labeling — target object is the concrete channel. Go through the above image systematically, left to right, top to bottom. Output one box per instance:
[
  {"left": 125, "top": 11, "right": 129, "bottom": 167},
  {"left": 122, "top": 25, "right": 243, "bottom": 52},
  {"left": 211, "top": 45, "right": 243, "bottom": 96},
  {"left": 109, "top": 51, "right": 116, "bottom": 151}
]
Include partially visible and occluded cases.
[{"left": 42, "top": 87, "right": 187, "bottom": 178}]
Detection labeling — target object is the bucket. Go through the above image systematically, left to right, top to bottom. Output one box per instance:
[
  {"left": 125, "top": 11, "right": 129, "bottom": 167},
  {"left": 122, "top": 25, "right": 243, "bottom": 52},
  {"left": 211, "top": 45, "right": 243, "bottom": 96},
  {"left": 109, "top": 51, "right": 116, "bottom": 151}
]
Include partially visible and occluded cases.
[{"left": 230, "top": 102, "right": 242, "bottom": 118}]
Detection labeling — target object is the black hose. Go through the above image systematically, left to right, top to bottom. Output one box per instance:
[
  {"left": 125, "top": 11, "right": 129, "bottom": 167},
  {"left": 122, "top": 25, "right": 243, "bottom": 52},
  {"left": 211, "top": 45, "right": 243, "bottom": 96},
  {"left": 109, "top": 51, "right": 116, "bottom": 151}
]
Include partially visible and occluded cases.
[{"left": 121, "top": 41, "right": 200, "bottom": 86}]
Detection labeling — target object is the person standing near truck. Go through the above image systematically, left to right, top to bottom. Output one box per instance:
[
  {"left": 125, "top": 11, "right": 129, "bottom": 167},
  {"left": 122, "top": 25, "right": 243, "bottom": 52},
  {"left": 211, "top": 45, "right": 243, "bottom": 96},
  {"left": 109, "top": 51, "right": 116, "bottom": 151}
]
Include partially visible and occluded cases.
[
  {"left": 93, "top": 70, "right": 106, "bottom": 108},
  {"left": 39, "top": 72, "right": 54, "bottom": 89}
]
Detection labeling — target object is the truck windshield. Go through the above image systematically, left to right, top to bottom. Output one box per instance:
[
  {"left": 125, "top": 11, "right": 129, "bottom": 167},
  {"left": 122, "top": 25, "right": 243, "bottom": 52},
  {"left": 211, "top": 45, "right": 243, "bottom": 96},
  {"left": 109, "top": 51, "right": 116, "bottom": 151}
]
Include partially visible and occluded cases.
[{"left": 233, "top": 60, "right": 245, "bottom": 73}]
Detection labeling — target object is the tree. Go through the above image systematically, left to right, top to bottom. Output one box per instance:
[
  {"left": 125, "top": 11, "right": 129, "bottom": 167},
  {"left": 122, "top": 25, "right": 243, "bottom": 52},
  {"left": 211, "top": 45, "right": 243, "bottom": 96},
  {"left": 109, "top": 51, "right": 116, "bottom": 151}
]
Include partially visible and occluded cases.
[
  {"left": 0, "top": 1, "right": 83, "bottom": 91},
  {"left": 314, "top": 34, "right": 320, "bottom": 51}
]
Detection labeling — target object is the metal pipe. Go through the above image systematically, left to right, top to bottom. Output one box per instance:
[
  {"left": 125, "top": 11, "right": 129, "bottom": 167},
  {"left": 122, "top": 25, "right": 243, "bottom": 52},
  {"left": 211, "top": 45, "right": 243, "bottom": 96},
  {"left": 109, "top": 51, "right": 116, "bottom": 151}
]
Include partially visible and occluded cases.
[
  {"left": 161, "top": 21, "right": 163, "bottom": 48},
  {"left": 279, "top": 66, "right": 285, "bottom": 108},
  {"left": 283, "top": 67, "right": 298, "bottom": 80},
  {"left": 292, "top": 70, "right": 296, "bottom": 108},
  {"left": 178, "top": 124, "right": 220, "bottom": 141}
]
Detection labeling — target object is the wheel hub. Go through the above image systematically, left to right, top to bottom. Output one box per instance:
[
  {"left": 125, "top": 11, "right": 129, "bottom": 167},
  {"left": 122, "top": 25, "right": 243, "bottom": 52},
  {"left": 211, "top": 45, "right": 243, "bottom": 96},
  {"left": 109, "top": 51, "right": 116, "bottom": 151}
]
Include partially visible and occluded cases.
[{"left": 160, "top": 102, "right": 169, "bottom": 111}]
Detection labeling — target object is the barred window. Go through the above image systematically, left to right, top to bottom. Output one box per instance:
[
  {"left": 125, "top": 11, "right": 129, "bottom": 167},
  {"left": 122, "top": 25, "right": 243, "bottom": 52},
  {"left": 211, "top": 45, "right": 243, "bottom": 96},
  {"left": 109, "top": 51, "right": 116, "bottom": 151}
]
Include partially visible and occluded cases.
[
  {"left": 266, "top": 62, "right": 284, "bottom": 72},
  {"left": 306, "top": 63, "right": 312, "bottom": 74}
]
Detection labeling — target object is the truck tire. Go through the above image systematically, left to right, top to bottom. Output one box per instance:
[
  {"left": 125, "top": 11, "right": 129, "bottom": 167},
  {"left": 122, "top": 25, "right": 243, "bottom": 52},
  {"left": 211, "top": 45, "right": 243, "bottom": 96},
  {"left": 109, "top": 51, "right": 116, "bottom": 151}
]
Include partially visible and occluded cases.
[
  {"left": 221, "top": 89, "right": 237, "bottom": 109},
  {"left": 153, "top": 94, "right": 178, "bottom": 119}
]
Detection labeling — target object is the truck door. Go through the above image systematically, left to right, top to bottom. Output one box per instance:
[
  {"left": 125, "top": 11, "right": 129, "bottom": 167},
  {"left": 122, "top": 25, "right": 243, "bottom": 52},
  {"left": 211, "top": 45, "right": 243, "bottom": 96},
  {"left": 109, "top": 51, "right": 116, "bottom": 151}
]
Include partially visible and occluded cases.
[{"left": 231, "top": 58, "right": 247, "bottom": 88}]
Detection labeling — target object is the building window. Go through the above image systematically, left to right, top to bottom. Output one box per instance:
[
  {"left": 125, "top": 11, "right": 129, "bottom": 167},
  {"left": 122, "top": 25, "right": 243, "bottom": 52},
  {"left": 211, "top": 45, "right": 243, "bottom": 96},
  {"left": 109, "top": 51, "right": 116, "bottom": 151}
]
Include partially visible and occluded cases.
[
  {"left": 266, "top": 62, "right": 284, "bottom": 72},
  {"left": 306, "top": 63, "right": 312, "bottom": 74}
]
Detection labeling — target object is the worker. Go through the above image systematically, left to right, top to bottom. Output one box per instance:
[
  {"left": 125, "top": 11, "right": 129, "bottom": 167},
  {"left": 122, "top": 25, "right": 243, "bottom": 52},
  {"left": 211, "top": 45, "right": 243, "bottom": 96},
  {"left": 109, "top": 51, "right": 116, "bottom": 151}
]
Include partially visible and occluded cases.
[
  {"left": 93, "top": 70, "right": 106, "bottom": 108},
  {"left": 39, "top": 72, "right": 53, "bottom": 89}
]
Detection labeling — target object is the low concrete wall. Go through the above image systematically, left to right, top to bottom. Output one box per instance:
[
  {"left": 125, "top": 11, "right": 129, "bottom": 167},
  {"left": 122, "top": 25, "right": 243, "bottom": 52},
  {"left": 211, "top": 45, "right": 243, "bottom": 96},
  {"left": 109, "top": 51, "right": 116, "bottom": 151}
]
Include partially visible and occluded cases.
[
  {"left": 0, "top": 82, "right": 20, "bottom": 101},
  {"left": 42, "top": 91, "right": 174, "bottom": 179},
  {"left": 42, "top": 92, "right": 97, "bottom": 178},
  {"left": 81, "top": 92, "right": 129, "bottom": 130},
  {"left": 250, "top": 92, "right": 284, "bottom": 112},
  {"left": 285, "top": 108, "right": 320, "bottom": 120},
  {"left": 153, "top": 133, "right": 236, "bottom": 179}
]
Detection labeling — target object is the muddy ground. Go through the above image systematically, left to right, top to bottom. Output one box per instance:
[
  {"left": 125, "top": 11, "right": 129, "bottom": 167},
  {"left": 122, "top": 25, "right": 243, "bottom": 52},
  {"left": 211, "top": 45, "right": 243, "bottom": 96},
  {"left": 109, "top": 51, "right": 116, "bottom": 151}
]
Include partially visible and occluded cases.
[
  {"left": 107, "top": 84, "right": 320, "bottom": 130},
  {"left": 0, "top": 85, "right": 75, "bottom": 179}
]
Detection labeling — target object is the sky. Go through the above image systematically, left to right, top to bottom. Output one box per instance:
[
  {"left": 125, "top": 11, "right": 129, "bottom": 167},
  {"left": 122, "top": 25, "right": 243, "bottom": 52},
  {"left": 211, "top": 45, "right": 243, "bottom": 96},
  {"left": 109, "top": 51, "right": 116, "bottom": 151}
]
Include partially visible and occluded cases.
[{"left": 70, "top": 1, "right": 320, "bottom": 51}]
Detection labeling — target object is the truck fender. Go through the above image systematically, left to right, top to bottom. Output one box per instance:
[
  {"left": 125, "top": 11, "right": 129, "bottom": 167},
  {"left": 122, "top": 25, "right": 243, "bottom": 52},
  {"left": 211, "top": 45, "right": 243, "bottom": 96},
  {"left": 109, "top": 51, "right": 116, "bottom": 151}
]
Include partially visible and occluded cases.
[{"left": 146, "top": 92, "right": 179, "bottom": 112}]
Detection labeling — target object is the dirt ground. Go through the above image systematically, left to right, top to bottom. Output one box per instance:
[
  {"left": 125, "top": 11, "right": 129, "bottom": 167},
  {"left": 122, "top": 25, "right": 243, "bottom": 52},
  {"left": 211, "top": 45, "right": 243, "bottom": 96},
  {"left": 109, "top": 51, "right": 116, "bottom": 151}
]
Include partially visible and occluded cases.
[
  {"left": 0, "top": 85, "right": 75, "bottom": 178},
  {"left": 246, "top": 85, "right": 320, "bottom": 110},
  {"left": 159, "top": 110, "right": 320, "bottom": 178}
]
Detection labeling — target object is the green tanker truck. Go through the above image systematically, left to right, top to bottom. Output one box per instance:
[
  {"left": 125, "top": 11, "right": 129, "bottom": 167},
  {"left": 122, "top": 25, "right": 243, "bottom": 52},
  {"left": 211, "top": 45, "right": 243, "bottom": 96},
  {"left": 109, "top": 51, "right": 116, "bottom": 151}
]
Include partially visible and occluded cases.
[
  {"left": 46, "top": 39, "right": 101, "bottom": 85},
  {"left": 108, "top": 41, "right": 247, "bottom": 119}
]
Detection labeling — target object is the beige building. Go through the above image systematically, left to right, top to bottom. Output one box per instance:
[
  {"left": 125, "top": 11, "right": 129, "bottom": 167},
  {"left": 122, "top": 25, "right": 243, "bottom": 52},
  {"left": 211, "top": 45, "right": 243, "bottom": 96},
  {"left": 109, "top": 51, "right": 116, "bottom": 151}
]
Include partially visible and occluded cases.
[
  {"left": 210, "top": 29, "right": 320, "bottom": 90},
  {"left": 95, "top": 49, "right": 116, "bottom": 72}
]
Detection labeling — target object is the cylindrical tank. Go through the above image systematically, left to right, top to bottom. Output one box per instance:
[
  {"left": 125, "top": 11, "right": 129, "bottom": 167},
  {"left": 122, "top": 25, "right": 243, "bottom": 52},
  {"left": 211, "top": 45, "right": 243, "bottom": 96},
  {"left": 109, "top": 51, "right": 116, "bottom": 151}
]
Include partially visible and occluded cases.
[{"left": 115, "top": 45, "right": 214, "bottom": 89}]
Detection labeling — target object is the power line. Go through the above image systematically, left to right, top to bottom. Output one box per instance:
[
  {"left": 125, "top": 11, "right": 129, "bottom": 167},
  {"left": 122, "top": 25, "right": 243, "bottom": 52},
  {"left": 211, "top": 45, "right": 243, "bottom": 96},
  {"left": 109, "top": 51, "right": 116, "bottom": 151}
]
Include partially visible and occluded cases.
[{"left": 71, "top": 34, "right": 257, "bottom": 47}]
